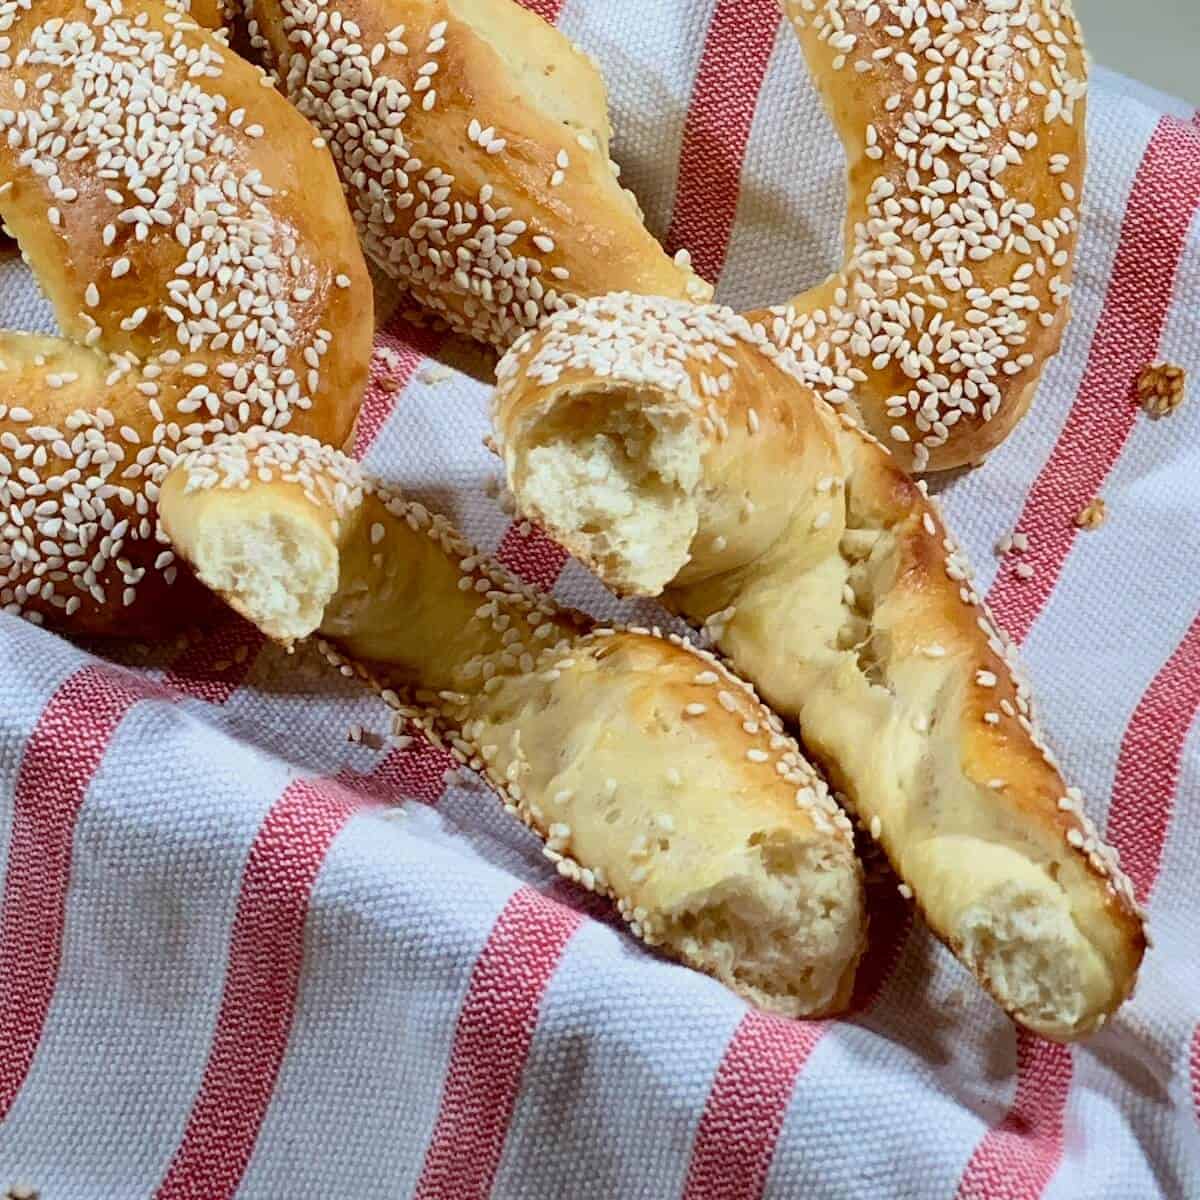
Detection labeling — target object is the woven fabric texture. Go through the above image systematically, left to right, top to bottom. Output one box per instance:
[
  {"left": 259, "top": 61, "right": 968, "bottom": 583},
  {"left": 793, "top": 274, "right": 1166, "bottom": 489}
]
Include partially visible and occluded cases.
[{"left": 0, "top": 2, "right": 1198, "bottom": 1197}]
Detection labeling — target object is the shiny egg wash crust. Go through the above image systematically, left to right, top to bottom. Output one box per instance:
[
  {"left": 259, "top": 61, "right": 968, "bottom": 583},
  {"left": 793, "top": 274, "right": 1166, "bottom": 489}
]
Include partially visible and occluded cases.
[
  {"left": 0, "top": 0, "right": 367, "bottom": 630},
  {"left": 238, "top": 0, "right": 706, "bottom": 351},
  {"left": 244, "top": 0, "right": 1087, "bottom": 469},
  {"left": 755, "top": 0, "right": 1086, "bottom": 470},
  {"left": 243, "top": 1, "right": 564, "bottom": 346},
  {"left": 496, "top": 293, "right": 1141, "bottom": 924},
  {"left": 174, "top": 427, "right": 855, "bottom": 948}
]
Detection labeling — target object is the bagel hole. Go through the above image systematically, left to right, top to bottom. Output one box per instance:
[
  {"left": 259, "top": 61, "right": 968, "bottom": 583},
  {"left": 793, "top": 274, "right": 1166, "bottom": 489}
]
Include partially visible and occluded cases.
[{"left": 0, "top": 245, "right": 58, "bottom": 335}]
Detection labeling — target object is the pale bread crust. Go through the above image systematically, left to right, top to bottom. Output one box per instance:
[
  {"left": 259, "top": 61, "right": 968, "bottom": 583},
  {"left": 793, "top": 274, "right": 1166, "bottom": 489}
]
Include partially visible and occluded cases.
[
  {"left": 493, "top": 294, "right": 1145, "bottom": 1040},
  {"left": 158, "top": 428, "right": 868, "bottom": 1018}
]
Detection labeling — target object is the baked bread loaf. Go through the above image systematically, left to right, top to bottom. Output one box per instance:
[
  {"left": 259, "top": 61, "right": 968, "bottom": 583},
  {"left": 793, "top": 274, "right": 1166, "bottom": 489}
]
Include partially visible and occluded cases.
[
  {"left": 0, "top": 0, "right": 372, "bottom": 634},
  {"left": 237, "top": 0, "right": 711, "bottom": 349},
  {"left": 741, "top": 0, "right": 1088, "bottom": 472},
  {"left": 491, "top": 292, "right": 1145, "bottom": 1040},
  {"left": 158, "top": 426, "right": 866, "bottom": 1018}
]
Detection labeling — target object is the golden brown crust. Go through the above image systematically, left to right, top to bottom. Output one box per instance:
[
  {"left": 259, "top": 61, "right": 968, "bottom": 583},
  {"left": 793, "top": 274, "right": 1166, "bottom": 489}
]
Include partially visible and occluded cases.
[
  {"left": 0, "top": 0, "right": 372, "bottom": 634},
  {"left": 171, "top": 0, "right": 232, "bottom": 30},
  {"left": 238, "top": 0, "right": 709, "bottom": 351},
  {"left": 745, "top": 0, "right": 1087, "bottom": 472},
  {"left": 493, "top": 294, "right": 1146, "bottom": 1038},
  {"left": 158, "top": 428, "right": 866, "bottom": 1017}
]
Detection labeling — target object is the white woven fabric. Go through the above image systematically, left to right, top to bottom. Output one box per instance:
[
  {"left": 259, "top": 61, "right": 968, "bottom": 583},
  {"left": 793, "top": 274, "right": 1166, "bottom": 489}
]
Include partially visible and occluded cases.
[{"left": 0, "top": 4, "right": 1198, "bottom": 1197}]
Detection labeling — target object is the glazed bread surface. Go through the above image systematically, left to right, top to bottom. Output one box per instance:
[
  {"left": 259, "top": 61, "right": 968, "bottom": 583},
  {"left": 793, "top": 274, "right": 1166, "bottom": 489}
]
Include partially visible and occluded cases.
[
  {"left": 0, "top": 0, "right": 373, "bottom": 634},
  {"left": 240, "top": 0, "right": 710, "bottom": 349},
  {"left": 745, "top": 0, "right": 1089, "bottom": 471},
  {"left": 493, "top": 292, "right": 1146, "bottom": 1040},
  {"left": 158, "top": 427, "right": 867, "bottom": 1019}
]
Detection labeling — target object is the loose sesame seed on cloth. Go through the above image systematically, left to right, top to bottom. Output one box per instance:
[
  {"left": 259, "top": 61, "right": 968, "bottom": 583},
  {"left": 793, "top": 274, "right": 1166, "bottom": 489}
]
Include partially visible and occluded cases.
[{"left": 2, "top": 4, "right": 1200, "bottom": 1199}]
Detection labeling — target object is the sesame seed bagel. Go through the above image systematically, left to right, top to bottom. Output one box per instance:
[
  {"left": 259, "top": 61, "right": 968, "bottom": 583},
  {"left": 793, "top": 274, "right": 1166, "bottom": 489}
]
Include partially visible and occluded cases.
[
  {"left": 0, "top": 0, "right": 372, "bottom": 635},
  {"left": 171, "top": 0, "right": 232, "bottom": 31},
  {"left": 237, "top": 0, "right": 711, "bottom": 350},
  {"left": 746, "top": 0, "right": 1087, "bottom": 472},
  {"left": 491, "top": 293, "right": 1146, "bottom": 1040},
  {"left": 158, "top": 427, "right": 867, "bottom": 1018}
]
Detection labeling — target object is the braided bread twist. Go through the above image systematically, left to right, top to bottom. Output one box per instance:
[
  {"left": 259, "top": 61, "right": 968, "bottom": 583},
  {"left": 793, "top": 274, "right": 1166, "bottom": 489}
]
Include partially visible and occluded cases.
[
  {"left": 0, "top": 0, "right": 372, "bottom": 633},
  {"left": 492, "top": 292, "right": 1145, "bottom": 1040}
]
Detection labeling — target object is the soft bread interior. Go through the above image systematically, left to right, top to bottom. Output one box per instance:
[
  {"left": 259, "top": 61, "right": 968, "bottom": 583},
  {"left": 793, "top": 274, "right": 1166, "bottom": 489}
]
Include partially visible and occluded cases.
[
  {"left": 513, "top": 386, "right": 701, "bottom": 593},
  {"left": 187, "top": 505, "right": 338, "bottom": 644},
  {"left": 195, "top": 506, "right": 338, "bottom": 643},
  {"left": 657, "top": 832, "right": 862, "bottom": 1016},
  {"left": 941, "top": 852, "right": 1112, "bottom": 1039},
  {"left": 957, "top": 888, "right": 1095, "bottom": 1037}
]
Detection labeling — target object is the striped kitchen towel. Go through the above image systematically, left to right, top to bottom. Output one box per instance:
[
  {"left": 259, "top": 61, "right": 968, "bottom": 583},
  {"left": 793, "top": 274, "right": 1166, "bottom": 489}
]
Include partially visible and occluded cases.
[{"left": 1, "top": 2, "right": 1198, "bottom": 1197}]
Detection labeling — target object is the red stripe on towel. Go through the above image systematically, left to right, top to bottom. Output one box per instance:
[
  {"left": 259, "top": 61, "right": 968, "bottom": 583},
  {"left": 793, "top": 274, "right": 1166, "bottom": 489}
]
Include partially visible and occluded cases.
[
  {"left": 516, "top": 0, "right": 565, "bottom": 21},
  {"left": 665, "top": 0, "right": 782, "bottom": 284},
  {"left": 985, "top": 116, "right": 1200, "bottom": 645},
  {"left": 352, "top": 317, "right": 444, "bottom": 460},
  {"left": 495, "top": 523, "right": 571, "bottom": 594},
  {"left": 1106, "top": 613, "right": 1200, "bottom": 905},
  {"left": 162, "top": 619, "right": 265, "bottom": 705},
  {"left": 0, "top": 666, "right": 171, "bottom": 1120},
  {"left": 154, "top": 777, "right": 359, "bottom": 1200},
  {"left": 414, "top": 887, "right": 582, "bottom": 1199},
  {"left": 683, "top": 1013, "right": 823, "bottom": 1200},
  {"left": 955, "top": 1035, "right": 1073, "bottom": 1200}
]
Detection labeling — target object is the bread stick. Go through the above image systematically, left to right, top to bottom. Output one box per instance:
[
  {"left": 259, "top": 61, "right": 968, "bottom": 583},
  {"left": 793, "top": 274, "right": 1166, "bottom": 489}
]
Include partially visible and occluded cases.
[
  {"left": 492, "top": 292, "right": 1146, "bottom": 1040},
  {"left": 158, "top": 426, "right": 867, "bottom": 1018}
]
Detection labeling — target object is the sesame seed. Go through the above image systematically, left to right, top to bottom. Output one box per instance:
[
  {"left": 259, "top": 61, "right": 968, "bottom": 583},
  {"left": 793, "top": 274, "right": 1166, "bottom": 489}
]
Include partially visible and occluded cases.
[
  {"left": 735, "top": 0, "right": 1087, "bottom": 462},
  {"left": 0, "top": 11, "right": 348, "bottom": 622}
]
